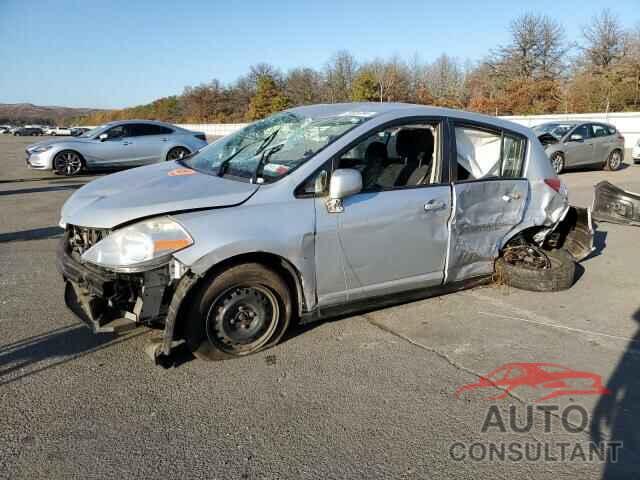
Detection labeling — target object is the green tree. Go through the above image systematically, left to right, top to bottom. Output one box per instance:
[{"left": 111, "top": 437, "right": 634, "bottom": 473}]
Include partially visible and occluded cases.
[
  {"left": 351, "top": 70, "right": 378, "bottom": 101},
  {"left": 247, "top": 75, "right": 290, "bottom": 120}
]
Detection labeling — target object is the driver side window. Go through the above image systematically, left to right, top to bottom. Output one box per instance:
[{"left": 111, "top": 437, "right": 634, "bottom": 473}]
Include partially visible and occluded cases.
[
  {"left": 336, "top": 123, "right": 439, "bottom": 192},
  {"left": 104, "top": 125, "right": 128, "bottom": 140}
]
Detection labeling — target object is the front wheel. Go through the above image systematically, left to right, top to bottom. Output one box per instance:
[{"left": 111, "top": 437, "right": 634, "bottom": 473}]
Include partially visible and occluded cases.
[
  {"left": 166, "top": 147, "right": 190, "bottom": 161},
  {"left": 604, "top": 150, "right": 623, "bottom": 171},
  {"left": 53, "top": 151, "right": 84, "bottom": 176},
  {"left": 186, "top": 263, "right": 292, "bottom": 361}
]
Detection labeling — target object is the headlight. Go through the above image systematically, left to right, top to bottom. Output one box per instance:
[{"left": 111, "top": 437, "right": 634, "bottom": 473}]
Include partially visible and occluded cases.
[
  {"left": 31, "top": 145, "right": 52, "bottom": 153},
  {"left": 81, "top": 217, "right": 193, "bottom": 271}
]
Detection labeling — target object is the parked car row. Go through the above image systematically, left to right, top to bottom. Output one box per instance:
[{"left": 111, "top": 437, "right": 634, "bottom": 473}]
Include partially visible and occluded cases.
[{"left": 26, "top": 119, "right": 207, "bottom": 175}]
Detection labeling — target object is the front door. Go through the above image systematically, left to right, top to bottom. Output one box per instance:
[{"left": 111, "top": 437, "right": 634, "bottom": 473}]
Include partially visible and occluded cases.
[
  {"left": 314, "top": 120, "right": 451, "bottom": 306},
  {"left": 82, "top": 124, "right": 134, "bottom": 167},
  {"left": 564, "top": 124, "right": 595, "bottom": 167}
]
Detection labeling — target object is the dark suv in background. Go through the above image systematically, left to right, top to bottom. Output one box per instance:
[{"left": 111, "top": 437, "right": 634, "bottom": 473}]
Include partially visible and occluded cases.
[{"left": 14, "top": 127, "right": 44, "bottom": 136}]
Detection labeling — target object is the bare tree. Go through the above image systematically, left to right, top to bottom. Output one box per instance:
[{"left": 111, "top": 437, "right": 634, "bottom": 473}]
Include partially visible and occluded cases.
[
  {"left": 582, "top": 9, "right": 625, "bottom": 70},
  {"left": 324, "top": 51, "right": 357, "bottom": 102},
  {"left": 285, "top": 68, "right": 323, "bottom": 105}
]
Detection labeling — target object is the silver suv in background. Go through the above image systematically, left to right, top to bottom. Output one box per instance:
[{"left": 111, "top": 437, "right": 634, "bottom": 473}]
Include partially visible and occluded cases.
[
  {"left": 57, "top": 103, "right": 592, "bottom": 363},
  {"left": 26, "top": 120, "right": 207, "bottom": 175},
  {"left": 534, "top": 121, "right": 625, "bottom": 174}
]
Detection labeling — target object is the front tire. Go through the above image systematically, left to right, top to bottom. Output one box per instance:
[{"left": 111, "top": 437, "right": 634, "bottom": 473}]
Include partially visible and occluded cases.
[
  {"left": 166, "top": 147, "right": 190, "bottom": 161},
  {"left": 604, "top": 149, "right": 623, "bottom": 171},
  {"left": 53, "top": 150, "right": 84, "bottom": 176},
  {"left": 550, "top": 152, "right": 565, "bottom": 174},
  {"left": 186, "top": 263, "right": 292, "bottom": 361}
]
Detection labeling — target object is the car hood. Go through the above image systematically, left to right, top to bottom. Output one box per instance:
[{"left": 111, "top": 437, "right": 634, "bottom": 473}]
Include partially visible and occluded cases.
[
  {"left": 27, "top": 137, "right": 93, "bottom": 151},
  {"left": 60, "top": 162, "right": 259, "bottom": 229}
]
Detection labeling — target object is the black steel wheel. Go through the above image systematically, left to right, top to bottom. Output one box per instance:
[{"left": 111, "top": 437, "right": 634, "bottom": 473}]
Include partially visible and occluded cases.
[
  {"left": 166, "top": 147, "right": 190, "bottom": 161},
  {"left": 53, "top": 150, "right": 84, "bottom": 176},
  {"left": 186, "top": 263, "right": 292, "bottom": 360},
  {"left": 206, "top": 285, "right": 279, "bottom": 353}
]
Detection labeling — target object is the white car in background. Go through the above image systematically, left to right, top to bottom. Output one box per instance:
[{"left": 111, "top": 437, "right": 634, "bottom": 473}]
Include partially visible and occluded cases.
[
  {"left": 46, "top": 127, "right": 73, "bottom": 136},
  {"left": 633, "top": 139, "right": 640, "bottom": 164}
]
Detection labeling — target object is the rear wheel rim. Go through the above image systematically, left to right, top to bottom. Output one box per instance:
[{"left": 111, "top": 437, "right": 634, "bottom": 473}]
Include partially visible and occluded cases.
[
  {"left": 167, "top": 148, "right": 189, "bottom": 161},
  {"left": 610, "top": 151, "right": 621, "bottom": 170},
  {"left": 55, "top": 152, "right": 82, "bottom": 175},
  {"left": 551, "top": 153, "right": 563, "bottom": 174},
  {"left": 206, "top": 285, "right": 279, "bottom": 354}
]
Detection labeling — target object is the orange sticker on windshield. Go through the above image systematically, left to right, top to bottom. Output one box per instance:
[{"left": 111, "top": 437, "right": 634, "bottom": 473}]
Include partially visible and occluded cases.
[{"left": 168, "top": 168, "right": 195, "bottom": 176}]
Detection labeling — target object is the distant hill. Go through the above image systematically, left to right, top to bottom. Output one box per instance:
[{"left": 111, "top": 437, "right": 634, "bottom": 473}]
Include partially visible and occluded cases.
[{"left": 0, "top": 103, "right": 108, "bottom": 125}]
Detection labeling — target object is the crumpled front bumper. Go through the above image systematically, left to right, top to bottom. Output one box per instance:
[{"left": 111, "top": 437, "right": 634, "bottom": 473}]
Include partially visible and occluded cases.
[{"left": 56, "top": 235, "right": 172, "bottom": 333}]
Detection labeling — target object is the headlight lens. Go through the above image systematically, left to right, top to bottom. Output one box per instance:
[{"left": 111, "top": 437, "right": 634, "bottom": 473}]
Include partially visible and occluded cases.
[
  {"left": 32, "top": 145, "right": 52, "bottom": 153},
  {"left": 81, "top": 217, "right": 193, "bottom": 270}
]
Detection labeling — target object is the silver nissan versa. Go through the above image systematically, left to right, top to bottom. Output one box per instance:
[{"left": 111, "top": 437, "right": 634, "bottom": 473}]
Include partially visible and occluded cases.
[{"left": 57, "top": 103, "right": 593, "bottom": 363}]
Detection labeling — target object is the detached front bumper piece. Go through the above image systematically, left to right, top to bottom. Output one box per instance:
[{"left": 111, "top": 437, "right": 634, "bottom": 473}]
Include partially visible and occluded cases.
[{"left": 593, "top": 181, "right": 640, "bottom": 226}]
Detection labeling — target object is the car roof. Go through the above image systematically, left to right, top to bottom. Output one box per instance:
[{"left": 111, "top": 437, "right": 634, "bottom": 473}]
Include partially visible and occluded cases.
[
  {"left": 286, "top": 102, "right": 533, "bottom": 137},
  {"left": 103, "top": 119, "right": 181, "bottom": 129}
]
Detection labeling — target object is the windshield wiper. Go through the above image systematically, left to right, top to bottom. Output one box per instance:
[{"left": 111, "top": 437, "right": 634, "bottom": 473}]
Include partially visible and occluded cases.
[
  {"left": 217, "top": 129, "right": 280, "bottom": 177},
  {"left": 252, "top": 143, "right": 285, "bottom": 184}
]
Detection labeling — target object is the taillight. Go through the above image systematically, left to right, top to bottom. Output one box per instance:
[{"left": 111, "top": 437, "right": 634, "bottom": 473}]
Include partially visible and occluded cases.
[
  {"left": 194, "top": 133, "right": 206, "bottom": 142},
  {"left": 617, "top": 134, "right": 625, "bottom": 142},
  {"left": 544, "top": 178, "right": 562, "bottom": 192}
]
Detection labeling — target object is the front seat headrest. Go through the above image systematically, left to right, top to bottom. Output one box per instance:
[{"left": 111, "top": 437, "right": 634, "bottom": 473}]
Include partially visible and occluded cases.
[
  {"left": 396, "top": 129, "right": 434, "bottom": 162},
  {"left": 365, "top": 141, "right": 388, "bottom": 163}
]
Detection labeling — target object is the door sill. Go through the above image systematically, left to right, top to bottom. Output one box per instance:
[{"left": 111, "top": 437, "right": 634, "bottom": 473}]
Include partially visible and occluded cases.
[{"left": 300, "top": 275, "right": 491, "bottom": 325}]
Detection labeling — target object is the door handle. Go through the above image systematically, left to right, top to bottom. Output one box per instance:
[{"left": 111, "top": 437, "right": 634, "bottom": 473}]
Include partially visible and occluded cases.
[
  {"left": 122, "top": 141, "right": 131, "bottom": 146},
  {"left": 424, "top": 200, "right": 445, "bottom": 212}
]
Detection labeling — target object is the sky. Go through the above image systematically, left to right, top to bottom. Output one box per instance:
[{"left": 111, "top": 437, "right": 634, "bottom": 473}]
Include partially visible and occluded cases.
[{"left": 1, "top": 0, "right": 638, "bottom": 109}]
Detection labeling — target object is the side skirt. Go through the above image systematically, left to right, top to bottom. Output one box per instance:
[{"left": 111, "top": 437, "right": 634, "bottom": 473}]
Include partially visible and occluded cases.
[{"left": 299, "top": 275, "right": 492, "bottom": 325}]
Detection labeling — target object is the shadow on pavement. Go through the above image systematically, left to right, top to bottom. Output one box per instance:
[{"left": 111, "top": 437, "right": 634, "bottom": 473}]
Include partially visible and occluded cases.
[
  {"left": 0, "top": 184, "right": 83, "bottom": 196},
  {"left": 0, "top": 226, "right": 64, "bottom": 243},
  {"left": 591, "top": 307, "right": 640, "bottom": 478},
  {"left": 0, "top": 324, "right": 149, "bottom": 386}
]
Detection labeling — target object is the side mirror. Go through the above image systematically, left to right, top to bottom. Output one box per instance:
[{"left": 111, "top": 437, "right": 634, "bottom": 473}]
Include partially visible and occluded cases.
[
  {"left": 99, "top": 133, "right": 108, "bottom": 142},
  {"left": 569, "top": 133, "right": 583, "bottom": 142},
  {"left": 326, "top": 169, "right": 362, "bottom": 213}
]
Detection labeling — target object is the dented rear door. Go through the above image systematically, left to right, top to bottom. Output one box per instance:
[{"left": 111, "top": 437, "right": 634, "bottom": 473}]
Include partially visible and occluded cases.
[{"left": 446, "top": 179, "right": 529, "bottom": 282}]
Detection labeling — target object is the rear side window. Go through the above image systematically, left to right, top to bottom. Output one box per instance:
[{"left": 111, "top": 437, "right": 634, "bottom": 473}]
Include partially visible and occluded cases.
[
  {"left": 129, "top": 124, "right": 173, "bottom": 136},
  {"left": 592, "top": 124, "right": 609, "bottom": 137},
  {"left": 454, "top": 126, "right": 526, "bottom": 181},
  {"left": 501, "top": 135, "right": 526, "bottom": 178}
]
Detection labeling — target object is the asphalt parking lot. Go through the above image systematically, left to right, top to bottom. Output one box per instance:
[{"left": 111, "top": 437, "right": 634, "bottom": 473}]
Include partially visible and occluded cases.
[{"left": 1, "top": 134, "right": 640, "bottom": 479}]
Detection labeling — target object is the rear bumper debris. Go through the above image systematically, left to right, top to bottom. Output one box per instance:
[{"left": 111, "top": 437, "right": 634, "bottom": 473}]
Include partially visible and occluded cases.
[{"left": 592, "top": 181, "right": 640, "bottom": 226}]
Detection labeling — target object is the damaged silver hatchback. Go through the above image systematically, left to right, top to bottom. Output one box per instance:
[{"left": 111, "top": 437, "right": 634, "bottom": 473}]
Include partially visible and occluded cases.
[{"left": 57, "top": 103, "right": 593, "bottom": 362}]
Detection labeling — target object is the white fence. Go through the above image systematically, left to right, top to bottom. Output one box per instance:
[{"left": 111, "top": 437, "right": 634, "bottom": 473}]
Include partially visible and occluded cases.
[
  {"left": 179, "top": 111, "right": 640, "bottom": 151},
  {"left": 176, "top": 123, "right": 247, "bottom": 137}
]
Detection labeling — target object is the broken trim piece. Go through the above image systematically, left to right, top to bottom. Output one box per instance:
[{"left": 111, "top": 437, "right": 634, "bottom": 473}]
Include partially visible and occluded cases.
[
  {"left": 592, "top": 181, "right": 640, "bottom": 226},
  {"left": 552, "top": 206, "right": 595, "bottom": 262}
]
